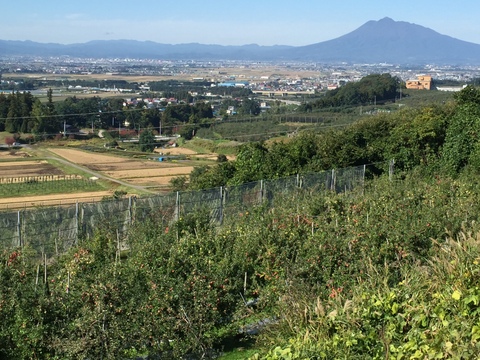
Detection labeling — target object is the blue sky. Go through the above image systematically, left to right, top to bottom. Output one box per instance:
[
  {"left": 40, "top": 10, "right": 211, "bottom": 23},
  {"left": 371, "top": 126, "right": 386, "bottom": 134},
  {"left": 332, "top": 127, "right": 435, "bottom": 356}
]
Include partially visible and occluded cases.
[{"left": 2, "top": 0, "right": 480, "bottom": 46}]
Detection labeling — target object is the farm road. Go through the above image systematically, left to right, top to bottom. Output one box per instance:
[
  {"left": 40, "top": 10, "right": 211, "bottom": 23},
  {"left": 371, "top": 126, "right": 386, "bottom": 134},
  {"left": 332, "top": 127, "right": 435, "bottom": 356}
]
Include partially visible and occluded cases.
[{"left": 38, "top": 148, "right": 158, "bottom": 195}]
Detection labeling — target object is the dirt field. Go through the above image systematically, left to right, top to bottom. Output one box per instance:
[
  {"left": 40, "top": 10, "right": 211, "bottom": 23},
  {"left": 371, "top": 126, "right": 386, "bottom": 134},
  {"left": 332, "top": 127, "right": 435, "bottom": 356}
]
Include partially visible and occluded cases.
[
  {"left": 0, "top": 145, "right": 208, "bottom": 209},
  {"left": 49, "top": 147, "right": 199, "bottom": 187},
  {"left": 48, "top": 148, "right": 129, "bottom": 164},
  {"left": 0, "top": 155, "right": 109, "bottom": 208},
  {"left": 0, "top": 160, "right": 64, "bottom": 178},
  {"left": 104, "top": 167, "right": 194, "bottom": 179}
]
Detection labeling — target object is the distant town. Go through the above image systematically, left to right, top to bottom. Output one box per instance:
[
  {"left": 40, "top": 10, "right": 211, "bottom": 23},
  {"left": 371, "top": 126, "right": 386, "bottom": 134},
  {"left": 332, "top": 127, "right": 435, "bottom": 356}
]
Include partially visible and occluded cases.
[{"left": 1, "top": 56, "right": 479, "bottom": 99}]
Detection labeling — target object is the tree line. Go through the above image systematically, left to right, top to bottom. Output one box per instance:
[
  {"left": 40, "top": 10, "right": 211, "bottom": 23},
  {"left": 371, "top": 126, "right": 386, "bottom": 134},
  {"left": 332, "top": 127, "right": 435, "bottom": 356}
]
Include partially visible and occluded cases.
[
  {"left": 0, "top": 73, "right": 402, "bottom": 138},
  {"left": 299, "top": 73, "right": 400, "bottom": 111},
  {"left": 180, "top": 85, "right": 480, "bottom": 190},
  {"left": 0, "top": 92, "right": 215, "bottom": 138}
]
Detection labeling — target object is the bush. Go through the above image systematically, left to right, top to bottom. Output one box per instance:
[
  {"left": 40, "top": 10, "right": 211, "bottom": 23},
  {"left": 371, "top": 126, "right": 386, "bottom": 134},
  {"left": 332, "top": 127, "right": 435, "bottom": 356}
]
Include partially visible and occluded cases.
[{"left": 4, "top": 137, "right": 14, "bottom": 146}]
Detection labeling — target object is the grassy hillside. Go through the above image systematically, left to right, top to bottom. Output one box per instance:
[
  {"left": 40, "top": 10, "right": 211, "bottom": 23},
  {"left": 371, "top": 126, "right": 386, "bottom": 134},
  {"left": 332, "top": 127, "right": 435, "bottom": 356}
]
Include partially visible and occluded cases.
[
  {"left": 1, "top": 85, "right": 480, "bottom": 359},
  {"left": 3, "top": 169, "right": 480, "bottom": 359}
]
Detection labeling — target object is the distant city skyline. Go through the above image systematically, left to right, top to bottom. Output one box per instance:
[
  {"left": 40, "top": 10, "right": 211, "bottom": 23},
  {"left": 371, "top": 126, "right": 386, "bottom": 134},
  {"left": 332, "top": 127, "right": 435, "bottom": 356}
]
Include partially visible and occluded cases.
[{"left": 2, "top": 0, "right": 480, "bottom": 46}]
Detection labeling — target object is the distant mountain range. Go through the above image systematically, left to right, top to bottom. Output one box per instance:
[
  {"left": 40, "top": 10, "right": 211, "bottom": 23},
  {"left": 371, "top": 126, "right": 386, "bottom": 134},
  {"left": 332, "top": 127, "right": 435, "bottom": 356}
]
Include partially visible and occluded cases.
[{"left": 1, "top": 17, "right": 480, "bottom": 65}]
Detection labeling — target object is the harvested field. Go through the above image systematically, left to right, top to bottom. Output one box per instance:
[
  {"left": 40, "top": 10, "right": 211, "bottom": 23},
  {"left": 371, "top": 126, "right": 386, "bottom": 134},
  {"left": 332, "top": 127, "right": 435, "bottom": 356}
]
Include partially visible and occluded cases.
[
  {"left": 4, "top": 67, "right": 322, "bottom": 82},
  {"left": 0, "top": 144, "right": 209, "bottom": 210},
  {"left": 49, "top": 147, "right": 197, "bottom": 188},
  {"left": 155, "top": 147, "right": 198, "bottom": 156},
  {"left": 49, "top": 148, "right": 128, "bottom": 164},
  {"left": 0, "top": 151, "right": 31, "bottom": 159},
  {"left": 87, "top": 160, "right": 188, "bottom": 172},
  {"left": 0, "top": 161, "right": 64, "bottom": 178},
  {"left": 0, "top": 161, "right": 41, "bottom": 167},
  {"left": 1, "top": 166, "right": 64, "bottom": 178},
  {"left": 105, "top": 167, "right": 194, "bottom": 179},
  {"left": 0, "top": 190, "right": 112, "bottom": 210}
]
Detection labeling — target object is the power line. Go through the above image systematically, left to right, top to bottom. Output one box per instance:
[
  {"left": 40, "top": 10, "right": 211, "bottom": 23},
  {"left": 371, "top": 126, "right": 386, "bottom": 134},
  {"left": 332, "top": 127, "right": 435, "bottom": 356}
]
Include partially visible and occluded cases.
[
  {"left": 0, "top": 92, "right": 409, "bottom": 123},
  {"left": 0, "top": 98, "right": 401, "bottom": 140},
  {"left": 0, "top": 107, "right": 146, "bottom": 122}
]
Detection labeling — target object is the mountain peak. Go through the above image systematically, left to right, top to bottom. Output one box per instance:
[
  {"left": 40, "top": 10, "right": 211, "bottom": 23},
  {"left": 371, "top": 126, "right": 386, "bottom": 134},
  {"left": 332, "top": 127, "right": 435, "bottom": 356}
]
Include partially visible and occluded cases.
[
  {"left": 293, "top": 17, "right": 480, "bottom": 65},
  {"left": 378, "top": 17, "right": 395, "bottom": 22},
  {"left": 2, "top": 18, "right": 480, "bottom": 65}
]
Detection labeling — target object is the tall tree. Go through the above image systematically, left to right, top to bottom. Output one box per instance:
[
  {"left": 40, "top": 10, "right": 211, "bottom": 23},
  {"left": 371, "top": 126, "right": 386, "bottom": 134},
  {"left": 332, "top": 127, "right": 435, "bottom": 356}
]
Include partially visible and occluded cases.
[
  {"left": 0, "top": 93, "right": 8, "bottom": 131},
  {"left": 5, "top": 93, "right": 22, "bottom": 133},
  {"left": 31, "top": 98, "right": 59, "bottom": 135},
  {"left": 239, "top": 98, "right": 260, "bottom": 116},
  {"left": 139, "top": 128, "right": 155, "bottom": 152},
  {"left": 230, "top": 142, "right": 269, "bottom": 185}
]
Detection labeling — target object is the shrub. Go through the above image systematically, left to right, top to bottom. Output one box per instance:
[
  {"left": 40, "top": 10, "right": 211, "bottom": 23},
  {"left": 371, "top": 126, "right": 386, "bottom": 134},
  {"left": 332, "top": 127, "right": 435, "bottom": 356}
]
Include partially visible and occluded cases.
[{"left": 4, "top": 137, "right": 15, "bottom": 146}]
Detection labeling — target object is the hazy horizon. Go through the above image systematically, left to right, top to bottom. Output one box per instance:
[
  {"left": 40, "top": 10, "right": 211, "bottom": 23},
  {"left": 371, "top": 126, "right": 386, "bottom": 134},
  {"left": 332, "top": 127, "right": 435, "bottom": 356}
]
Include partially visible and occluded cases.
[{"left": 2, "top": 0, "right": 480, "bottom": 46}]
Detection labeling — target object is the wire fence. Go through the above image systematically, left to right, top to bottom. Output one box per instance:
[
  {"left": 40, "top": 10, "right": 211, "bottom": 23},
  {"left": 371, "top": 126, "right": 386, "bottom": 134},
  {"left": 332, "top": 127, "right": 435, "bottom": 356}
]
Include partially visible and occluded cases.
[{"left": 0, "top": 161, "right": 393, "bottom": 257}]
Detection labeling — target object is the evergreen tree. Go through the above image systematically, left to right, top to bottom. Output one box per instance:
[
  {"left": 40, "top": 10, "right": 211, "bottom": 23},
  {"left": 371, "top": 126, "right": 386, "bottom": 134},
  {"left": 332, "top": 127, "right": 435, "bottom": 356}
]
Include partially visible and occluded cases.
[{"left": 139, "top": 128, "right": 155, "bottom": 152}]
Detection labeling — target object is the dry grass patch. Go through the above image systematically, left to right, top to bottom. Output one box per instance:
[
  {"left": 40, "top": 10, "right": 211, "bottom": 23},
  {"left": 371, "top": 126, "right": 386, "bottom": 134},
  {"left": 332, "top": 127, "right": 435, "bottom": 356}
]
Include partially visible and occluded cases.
[
  {"left": 47, "top": 147, "right": 198, "bottom": 191},
  {"left": 154, "top": 147, "right": 199, "bottom": 156},
  {"left": 49, "top": 148, "right": 128, "bottom": 164},
  {"left": 0, "top": 151, "right": 31, "bottom": 159},
  {"left": 87, "top": 160, "right": 189, "bottom": 172},
  {"left": 0, "top": 161, "right": 43, "bottom": 167},
  {"left": 105, "top": 166, "right": 194, "bottom": 179},
  {"left": 125, "top": 176, "right": 178, "bottom": 186},
  {"left": 0, "top": 190, "right": 113, "bottom": 210}
]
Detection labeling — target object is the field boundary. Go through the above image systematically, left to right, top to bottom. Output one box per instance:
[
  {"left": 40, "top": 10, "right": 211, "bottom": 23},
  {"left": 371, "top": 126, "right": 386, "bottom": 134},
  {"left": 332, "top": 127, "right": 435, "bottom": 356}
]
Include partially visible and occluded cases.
[{"left": 0, "top": 174, "right": 83, "bottom": 184}]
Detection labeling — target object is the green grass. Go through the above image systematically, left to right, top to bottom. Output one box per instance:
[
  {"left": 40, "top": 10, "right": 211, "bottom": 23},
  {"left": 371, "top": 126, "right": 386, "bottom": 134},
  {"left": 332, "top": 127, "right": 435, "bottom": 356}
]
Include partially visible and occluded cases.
[
  {"left": 398, "top": 89, "right": 455, "bottom": 107},
  {"left": 0, "top": 132, "right": 10, "bottom": 145},
  {"left": 182, "top": 138, "right": 216, "bottom": 153},
  {"left": 184, "top": 138, "right": 242, "bottom": 155},
  {"left": 214, "top": 140, "right": 242, "bottom": 155},
  {"left": 0, "top": 152, "right": 109, "bottom": 198},
  {"left": 0, "top": 153, "right": 35, "bottom": 163},
  {"left": 45, "top": 158, "right": 93, "bottom": 176},
  {"left": 0, "top": 178, "right": 103, "bottom": 198},
  {"left": 215, "top": 333, "right": 258, "bottom": 359},
  {"left": 217, "top": 348, "right": 257, "bottom": 359}
]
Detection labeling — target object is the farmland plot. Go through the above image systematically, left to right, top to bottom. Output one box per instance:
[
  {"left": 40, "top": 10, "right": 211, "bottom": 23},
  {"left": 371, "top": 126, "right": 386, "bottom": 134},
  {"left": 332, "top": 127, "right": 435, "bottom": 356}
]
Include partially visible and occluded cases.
[
  {"left": 49, "top": 147, "right": 198, "bottom": 188},
  {"left": 0, "top": 159, "right": 106, "bottom": 208}
]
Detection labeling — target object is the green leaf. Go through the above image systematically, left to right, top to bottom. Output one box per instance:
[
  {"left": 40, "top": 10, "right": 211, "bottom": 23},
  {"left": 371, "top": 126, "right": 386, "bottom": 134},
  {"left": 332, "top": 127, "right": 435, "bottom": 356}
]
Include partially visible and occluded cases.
[{"left": 463, "top": 294, "right": 479, "bottom": 306}]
